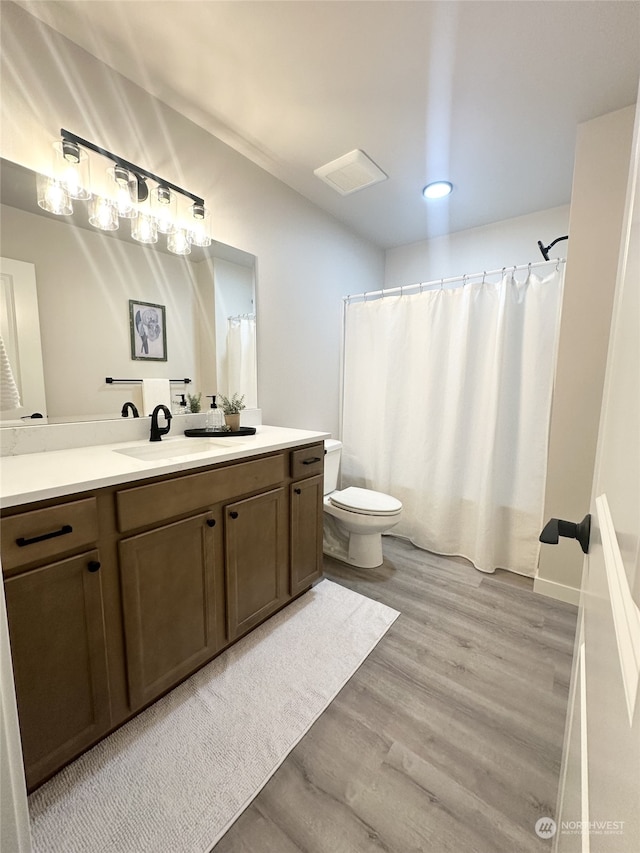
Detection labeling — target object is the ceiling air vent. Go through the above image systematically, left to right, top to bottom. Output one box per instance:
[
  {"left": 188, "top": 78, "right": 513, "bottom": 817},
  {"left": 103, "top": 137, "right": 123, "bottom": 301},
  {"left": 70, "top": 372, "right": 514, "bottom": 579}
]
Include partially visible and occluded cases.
[{"left": 314, "top": 149, "right": 387, "bottom": 196}]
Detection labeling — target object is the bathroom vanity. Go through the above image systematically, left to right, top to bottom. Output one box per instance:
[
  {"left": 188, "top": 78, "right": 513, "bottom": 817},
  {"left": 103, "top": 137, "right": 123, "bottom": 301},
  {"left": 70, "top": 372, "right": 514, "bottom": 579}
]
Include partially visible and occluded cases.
[{"left": 0, "top": 427, "right": 327, "bottom": 790}]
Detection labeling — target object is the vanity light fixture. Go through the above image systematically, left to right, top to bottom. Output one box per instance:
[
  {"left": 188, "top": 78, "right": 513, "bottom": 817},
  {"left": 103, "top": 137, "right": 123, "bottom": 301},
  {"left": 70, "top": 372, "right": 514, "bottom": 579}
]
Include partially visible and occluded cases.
[
  {"left": 37, "top": 129, "right": 212, "bottom": 254},
  {"left": 422, "top": 181, "right": 453, "bottom": 200}
]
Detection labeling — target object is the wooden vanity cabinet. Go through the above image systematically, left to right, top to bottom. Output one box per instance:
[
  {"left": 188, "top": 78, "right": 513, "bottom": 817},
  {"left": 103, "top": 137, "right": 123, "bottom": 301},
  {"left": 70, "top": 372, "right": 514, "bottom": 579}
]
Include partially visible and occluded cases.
[
  {"left": 2, "top": 441, "right": 325, "bottom": 789},
  {"left": 289, "top": 443, "right": 324, "bottom": 596},
  {"left": 290, "top": 474, "right": 324, "bottom": 595},
  {"left": 225, "top": 487, "right": 288, "bottom": 641},
  {"left": 2, "top": 497, "right": 111, "bottom": 790},
  {"left": 118, "top": 511, "right": 221, "bottom": 710}
]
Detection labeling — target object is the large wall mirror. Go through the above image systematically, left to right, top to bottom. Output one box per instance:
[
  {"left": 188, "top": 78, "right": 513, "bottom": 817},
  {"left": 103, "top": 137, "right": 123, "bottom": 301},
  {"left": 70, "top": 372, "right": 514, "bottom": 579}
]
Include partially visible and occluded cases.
[{"left": 0, "top": 158, "right": 257, "bottom": 426}]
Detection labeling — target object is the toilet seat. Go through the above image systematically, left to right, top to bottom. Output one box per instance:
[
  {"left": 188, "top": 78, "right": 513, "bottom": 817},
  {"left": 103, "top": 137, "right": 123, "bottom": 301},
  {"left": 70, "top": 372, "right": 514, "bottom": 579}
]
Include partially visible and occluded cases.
[{"left": 329, "top": 487, "right": 402, "bottom": 516}]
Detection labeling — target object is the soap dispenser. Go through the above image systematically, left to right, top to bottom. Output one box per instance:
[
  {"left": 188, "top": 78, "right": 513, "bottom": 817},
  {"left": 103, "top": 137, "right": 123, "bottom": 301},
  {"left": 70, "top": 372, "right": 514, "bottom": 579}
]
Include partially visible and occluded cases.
[
  {"left": 173, "top": 393, "right": 188, "bottom": 415},
  {"left": 205, "top": 395, "right": 225, "bottom": 431}
]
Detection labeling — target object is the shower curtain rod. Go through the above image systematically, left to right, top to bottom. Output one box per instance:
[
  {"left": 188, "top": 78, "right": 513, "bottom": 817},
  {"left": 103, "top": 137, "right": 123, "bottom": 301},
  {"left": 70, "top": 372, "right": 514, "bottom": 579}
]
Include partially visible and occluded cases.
[{"left": 343, "top": 257, "right": 565, "bottom": 302}]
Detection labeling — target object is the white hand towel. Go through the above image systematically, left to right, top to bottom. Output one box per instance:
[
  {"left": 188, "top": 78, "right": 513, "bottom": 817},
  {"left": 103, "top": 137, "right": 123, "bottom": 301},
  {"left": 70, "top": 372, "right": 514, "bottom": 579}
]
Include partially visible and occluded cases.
[
  {"left": 0, "top": 332, "right": 21, "bottom": 411},
  {"left": 141, "top": 378, "right": 171, "bottom": 416}
]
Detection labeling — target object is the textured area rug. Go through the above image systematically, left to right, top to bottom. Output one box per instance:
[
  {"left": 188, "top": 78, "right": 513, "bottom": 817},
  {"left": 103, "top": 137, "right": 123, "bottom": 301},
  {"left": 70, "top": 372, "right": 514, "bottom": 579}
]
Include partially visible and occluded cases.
[{"left": 28, "top": 579, "right": 399, "bottom": 853}]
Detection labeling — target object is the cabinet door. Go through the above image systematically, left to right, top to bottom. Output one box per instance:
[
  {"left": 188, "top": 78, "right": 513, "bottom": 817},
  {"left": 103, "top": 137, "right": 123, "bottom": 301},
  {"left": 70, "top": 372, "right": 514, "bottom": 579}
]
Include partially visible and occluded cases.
[
  {"left": 290, "top": 475, "right": 324, "bottom": 596},
  {"left": 225, "top": 488, "right": 287, "bottom": 641},
  {"left": 119, "top": 512, "right": 219, "bottom": 710},
  {"left": 4, "top": 550, "right": 110, "bottom": 790}
]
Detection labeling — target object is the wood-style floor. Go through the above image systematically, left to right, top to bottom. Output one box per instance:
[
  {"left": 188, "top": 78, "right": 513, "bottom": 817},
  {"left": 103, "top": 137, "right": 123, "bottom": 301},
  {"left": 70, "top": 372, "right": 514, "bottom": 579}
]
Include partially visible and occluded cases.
[{"left": 214, "top": 537, "right": 578, "bottom": 853}]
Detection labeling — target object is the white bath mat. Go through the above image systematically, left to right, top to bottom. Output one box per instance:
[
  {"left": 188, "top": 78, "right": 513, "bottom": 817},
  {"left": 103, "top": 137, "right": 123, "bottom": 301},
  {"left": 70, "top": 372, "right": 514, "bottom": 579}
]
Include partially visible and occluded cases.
[{"left": 28, "top": 579, "right": 399, "bottom": 853}]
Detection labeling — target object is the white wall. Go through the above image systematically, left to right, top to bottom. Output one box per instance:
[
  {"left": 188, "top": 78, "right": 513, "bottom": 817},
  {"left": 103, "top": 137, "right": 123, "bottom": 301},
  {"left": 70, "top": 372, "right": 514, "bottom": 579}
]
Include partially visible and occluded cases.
[
  {"left": 0, "top": 2, "right": 384, "bottom": 438},
  {"left": 385, "top": 204, "right": 570, "bottom": 287}
]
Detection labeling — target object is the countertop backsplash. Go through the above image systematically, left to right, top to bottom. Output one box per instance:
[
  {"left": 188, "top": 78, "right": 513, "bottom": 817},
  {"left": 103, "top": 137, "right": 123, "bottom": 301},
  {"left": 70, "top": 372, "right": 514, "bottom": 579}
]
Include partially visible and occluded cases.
[{"left": 0, "top": 409, "right": 262, "bottom": 456}]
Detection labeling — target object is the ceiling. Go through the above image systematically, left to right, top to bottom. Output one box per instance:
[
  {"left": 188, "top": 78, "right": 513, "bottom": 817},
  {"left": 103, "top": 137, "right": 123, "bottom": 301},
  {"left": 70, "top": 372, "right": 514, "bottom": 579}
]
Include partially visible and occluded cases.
[{"left": 14, "top": 1, "right": 640, "bottom": 249}]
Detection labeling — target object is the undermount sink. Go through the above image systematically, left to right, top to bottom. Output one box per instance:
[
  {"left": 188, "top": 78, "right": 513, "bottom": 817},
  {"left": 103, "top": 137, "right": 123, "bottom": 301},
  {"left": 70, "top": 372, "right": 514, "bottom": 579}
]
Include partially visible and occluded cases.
[{"left": 114, "top": 437, "right": 243, "bottom": 462}]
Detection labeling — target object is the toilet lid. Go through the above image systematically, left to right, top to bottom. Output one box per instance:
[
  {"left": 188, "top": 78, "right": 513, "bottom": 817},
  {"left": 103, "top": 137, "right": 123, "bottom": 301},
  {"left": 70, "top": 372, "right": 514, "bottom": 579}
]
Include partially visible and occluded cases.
[{"left": 329, "top": 487, "right": 402, "bottom": 516}]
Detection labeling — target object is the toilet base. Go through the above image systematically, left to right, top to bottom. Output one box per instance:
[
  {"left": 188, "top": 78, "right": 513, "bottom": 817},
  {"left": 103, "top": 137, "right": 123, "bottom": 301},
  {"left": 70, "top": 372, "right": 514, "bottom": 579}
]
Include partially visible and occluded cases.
[{"left": 322, "top": 515, "right": 384, "bottom": 569}]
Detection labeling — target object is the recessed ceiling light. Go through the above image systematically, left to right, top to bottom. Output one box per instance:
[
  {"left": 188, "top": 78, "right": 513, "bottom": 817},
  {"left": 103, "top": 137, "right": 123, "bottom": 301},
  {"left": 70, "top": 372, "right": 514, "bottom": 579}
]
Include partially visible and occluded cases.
[{"left": 422, "top": 181, "right": 453, "bottom": 200}]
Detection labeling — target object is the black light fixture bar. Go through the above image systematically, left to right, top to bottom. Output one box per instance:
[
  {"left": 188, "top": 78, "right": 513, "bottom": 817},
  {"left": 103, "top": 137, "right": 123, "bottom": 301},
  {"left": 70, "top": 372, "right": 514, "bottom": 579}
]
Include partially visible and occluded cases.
[{"left": 61, "top": 128, "right": 204, "bottom": 206}]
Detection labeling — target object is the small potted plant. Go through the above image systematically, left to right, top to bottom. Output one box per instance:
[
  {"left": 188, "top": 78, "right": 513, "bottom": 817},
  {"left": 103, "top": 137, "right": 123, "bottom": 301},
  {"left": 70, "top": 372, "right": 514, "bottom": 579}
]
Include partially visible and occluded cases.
[
  {"left": 186, "top": 392, "right": 202, "bottom": 413},
  {"left": 218, "top": 393, "right": 245, "bottom": 432}
]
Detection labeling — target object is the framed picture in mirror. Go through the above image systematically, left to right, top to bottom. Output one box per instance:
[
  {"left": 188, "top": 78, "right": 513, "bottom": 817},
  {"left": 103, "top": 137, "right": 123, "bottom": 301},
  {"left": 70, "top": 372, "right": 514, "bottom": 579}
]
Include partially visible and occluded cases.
[{"left": 129, "top": 300, "right": 167, "bottom": 361}]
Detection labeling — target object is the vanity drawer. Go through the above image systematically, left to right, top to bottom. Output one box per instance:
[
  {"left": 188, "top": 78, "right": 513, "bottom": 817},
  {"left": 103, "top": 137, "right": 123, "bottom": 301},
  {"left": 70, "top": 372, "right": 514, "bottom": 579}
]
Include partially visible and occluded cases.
[
  {"left": 290, "top": 444, "right": 324, "bottom": 479},
  {"left": 116, "top": 453, "right": 287, "bottom": 532},
  {"left": 1, "top": 498, "right": 99, "bottom": 574}
]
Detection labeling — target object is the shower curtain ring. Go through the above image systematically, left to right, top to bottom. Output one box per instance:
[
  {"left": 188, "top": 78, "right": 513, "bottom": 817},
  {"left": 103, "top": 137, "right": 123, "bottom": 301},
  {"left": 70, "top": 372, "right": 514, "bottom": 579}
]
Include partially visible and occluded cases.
[
  {"left": 482, "top": 271, "right": 487, "bottom": 284},
  {"left": 440, "top": 278, "right": 444, "bottom": 290}
]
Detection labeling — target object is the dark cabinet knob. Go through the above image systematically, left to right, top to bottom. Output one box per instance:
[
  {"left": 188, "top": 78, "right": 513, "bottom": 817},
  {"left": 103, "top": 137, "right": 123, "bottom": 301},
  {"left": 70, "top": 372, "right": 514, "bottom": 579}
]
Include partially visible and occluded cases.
[
  {"left": 294, "top": 488, "right": 302, "bottom": 495},
  {"left": 229, "top": 511, "right": 239, "bottom": 519},
  {"left": 539, "top": 514, "right": 591, "bottom": 554},
  {"left": 206, "top": 519, "right": 216, "bottom": 527},
  {"left": 87, "top": 560, "right": 101, "bottom": 572}
]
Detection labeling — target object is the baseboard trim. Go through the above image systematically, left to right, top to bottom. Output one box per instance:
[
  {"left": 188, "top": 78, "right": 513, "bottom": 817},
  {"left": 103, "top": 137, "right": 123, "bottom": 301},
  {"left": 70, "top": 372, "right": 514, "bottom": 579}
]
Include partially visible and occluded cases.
[{"left": 533, "top": 576, "right": 580, "bottom": 606}]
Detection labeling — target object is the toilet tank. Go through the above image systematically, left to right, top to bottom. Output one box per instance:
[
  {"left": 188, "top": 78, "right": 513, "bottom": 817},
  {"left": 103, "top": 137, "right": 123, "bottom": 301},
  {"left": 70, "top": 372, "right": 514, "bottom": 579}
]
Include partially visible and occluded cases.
[{"left": 323, "top": 439, "right": 342, "bottom": 495}]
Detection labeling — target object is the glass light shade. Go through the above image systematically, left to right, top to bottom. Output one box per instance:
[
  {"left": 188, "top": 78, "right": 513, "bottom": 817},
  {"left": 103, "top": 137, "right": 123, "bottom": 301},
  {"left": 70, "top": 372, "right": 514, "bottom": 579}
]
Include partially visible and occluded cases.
[
  {"left": 53, "top": 140, "right": 91, "bottom": 200},
  {"left": 107, "top": 167, "right": 137, "bottom": 218},
  {"left": 37, "top": 173, "right": 73, "bottom": 215},
  {"left": 152, "top": 185, "right": 177, "bottom": 234},
  {"left": 88, "top": 196, "right": 118, "bottom": 231},
  {"left": 189, "top": 202, "right": 211, "bottom": 247},
  {"left": 131, "top": 211, "right": 158, "bottom": 244},
  {"left": 167, "top": 227, "right": 191, "bottom": 255}
]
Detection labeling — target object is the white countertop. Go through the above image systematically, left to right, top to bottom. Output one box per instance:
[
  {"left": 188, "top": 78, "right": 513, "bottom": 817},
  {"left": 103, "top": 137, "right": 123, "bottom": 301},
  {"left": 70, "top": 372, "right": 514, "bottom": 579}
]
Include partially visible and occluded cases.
[{"left": 0, "top": 426, "right": 329, "bottom": 509}]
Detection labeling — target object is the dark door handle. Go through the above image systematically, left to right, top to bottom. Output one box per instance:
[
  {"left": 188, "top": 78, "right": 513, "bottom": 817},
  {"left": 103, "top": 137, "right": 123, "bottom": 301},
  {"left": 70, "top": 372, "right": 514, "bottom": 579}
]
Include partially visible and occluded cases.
[
  {"left": 302, "top": 457, "right": 322, "bottom": 465},
  {"left": 294, "top": 488, "right": 301, "bottom": 495},
  {"left": 229, "top": 511, "right": 239, "bottom": 519},
  {"left": 539, "top": 514, "right": 591, "bottom": 554},
  {"left": 206, "top": 518, "right": 216, "bottom": 527},
  {"left": 16, "top": 524, "right": 73, "bottom": 547},
  {"left": 87, "top": 560, "right": 101, "bottom": 572}
]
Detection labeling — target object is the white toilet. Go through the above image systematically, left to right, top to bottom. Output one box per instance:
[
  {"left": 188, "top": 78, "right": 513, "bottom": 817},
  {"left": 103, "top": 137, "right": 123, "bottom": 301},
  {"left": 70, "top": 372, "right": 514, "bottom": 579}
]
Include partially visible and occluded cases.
[{"left": 323, "top": 439, "right": 403, "bottom": 569}]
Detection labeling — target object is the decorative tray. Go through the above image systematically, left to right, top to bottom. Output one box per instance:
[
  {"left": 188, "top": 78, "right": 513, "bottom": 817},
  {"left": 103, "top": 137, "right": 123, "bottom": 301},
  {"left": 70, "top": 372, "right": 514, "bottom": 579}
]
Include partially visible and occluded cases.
[{"left": 183, "top": 427, "right": 257, "bottom": 437}]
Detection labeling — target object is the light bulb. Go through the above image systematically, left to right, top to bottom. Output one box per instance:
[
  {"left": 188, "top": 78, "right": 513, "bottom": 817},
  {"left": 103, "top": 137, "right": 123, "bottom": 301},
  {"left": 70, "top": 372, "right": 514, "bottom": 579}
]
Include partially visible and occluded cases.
[
  {"left": 53, "top": 140, "right": 91, "bottom": 200},
  {"left": 37, "top": 173, "right": 73, "bottom": 215},
  {"left": 422, "top": 181, "right": 453, "bottom": 200},
  {"left": 89, "top": 196, "right": 118, "bottom": 231},
  {"left": 189, "top": 202, "right": 211, "bottom": 247},
  {"left": 131, "top": 211, "right": 158, "bottom": 244},
  {"left": 168, "top": 227, "right": 191, "bottom": 255}
]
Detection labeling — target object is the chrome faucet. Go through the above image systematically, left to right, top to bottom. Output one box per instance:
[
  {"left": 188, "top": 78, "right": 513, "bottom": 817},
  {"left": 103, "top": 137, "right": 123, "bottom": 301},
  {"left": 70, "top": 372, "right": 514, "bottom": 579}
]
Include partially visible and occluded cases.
[
  {"left": 121, "top": 401, "right": 139, "bottom": 418},
  {"left": 150, "top": 404, "right": 172, "bottom": 442}
]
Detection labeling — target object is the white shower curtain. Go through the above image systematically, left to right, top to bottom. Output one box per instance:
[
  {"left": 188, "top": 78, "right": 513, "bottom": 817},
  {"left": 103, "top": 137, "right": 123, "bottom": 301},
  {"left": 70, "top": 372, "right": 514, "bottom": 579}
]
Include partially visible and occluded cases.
[
  {"left": 341, "top": 268, "right": 564, "bottom": 576},
  {"left": 226, "top": 315, "right": 257, "bottom": 408}
]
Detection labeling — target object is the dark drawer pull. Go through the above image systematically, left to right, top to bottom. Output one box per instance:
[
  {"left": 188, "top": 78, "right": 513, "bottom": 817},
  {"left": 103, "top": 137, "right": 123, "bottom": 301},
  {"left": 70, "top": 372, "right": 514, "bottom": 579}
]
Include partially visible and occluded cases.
[
  {"left": 302, "top": 457, "right": 322, "bottom": 465},
  {"left": 294, "top": 488, "right": 302, "bottom": 495},
  {"left": 229, "top": 511, "right": 239, "bottom": 519},
  {"left": 206, "top": 518, "right": 216, "bottom": 527},
  {"left": 16, "top": 524, "right": 73, "bottom": 547},
  {"left": 87, "top": 560, "right": 101, "bottom": 573}
]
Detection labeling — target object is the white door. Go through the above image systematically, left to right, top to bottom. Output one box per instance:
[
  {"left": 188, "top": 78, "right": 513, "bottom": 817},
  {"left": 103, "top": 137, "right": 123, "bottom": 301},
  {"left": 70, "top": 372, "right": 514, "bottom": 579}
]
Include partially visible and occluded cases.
[{"left": 553, "top": 101, "right": 640, "bottom": 851}]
